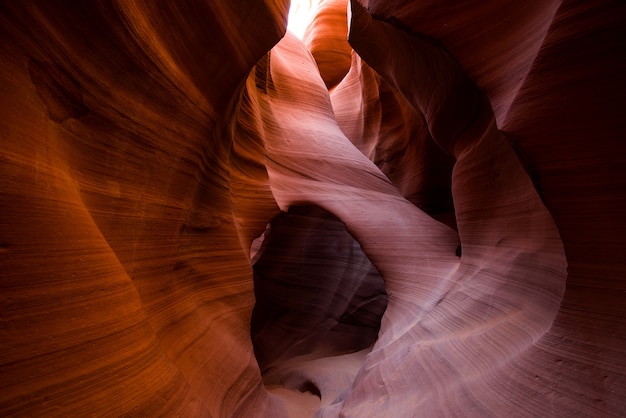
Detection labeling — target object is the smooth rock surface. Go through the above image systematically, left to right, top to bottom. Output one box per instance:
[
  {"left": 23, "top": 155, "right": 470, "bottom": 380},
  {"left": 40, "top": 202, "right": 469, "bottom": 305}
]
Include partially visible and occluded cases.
[{"left": 1, "top": 0, "right": 624, "bottom": 417}]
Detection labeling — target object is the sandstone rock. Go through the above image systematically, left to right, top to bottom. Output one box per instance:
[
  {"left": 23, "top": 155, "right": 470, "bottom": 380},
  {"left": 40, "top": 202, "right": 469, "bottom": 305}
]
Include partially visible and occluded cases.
[
  {"left": 1, "top": 0, "right": 624, "bottom": 416},
  {"left": 303, "top": 0, "right": 352, "bottom": 90}
]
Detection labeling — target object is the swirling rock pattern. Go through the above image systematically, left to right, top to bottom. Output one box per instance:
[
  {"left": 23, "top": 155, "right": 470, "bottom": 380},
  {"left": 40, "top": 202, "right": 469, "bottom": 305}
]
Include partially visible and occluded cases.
[
  {"left": 1, "top": 0, "right": 625, "bottom": 417},
  {"left": 303, "top": 0, "right": 352, "bottom": 90},
  {"left": 1, "top": 1, "right": 289, "bottom": 416},
  {"left": 251, "top": 206, "right": 387, "bottom": 371}
]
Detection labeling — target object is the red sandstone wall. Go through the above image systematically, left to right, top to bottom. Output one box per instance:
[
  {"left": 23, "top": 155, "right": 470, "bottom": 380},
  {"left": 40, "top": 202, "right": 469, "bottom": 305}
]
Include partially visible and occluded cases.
[
  {"left": 1, "top": 0, "right": 624, "bottom": 416},
  {"left": 1, "top": 1, "right": 289, "bottom": 416}
]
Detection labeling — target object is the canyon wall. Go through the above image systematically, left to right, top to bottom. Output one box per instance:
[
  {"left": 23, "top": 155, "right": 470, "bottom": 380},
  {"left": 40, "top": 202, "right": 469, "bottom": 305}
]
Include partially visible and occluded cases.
[{"left": 1, "top": 0, "right": 624, "bottom": 416}]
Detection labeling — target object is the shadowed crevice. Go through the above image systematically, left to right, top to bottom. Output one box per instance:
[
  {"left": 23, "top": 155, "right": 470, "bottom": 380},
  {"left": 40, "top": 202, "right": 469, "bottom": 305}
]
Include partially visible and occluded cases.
[{"left": 250, "top": 205, "right": 387, "bottom": 373}]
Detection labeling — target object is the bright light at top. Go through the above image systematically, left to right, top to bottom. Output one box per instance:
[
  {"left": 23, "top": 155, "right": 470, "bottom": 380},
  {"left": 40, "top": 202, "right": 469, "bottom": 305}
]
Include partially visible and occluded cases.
[{"left": 287, "top": 0, "right": 321, "bottom": 39}]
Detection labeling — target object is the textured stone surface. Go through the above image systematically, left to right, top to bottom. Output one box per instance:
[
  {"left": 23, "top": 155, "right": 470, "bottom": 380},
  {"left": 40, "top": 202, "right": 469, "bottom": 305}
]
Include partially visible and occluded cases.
[
  {"left": 1, "top": 0, "right": 625, "bottom": 417},
  {"left": 303, "top": 0, "right": 352, "bottom": 90},
  {"left": 0, "top": 1, "right": 289, "bottom": 416},
  {"left": 251, "top": 206, "right": 387, "bottom": 373}
]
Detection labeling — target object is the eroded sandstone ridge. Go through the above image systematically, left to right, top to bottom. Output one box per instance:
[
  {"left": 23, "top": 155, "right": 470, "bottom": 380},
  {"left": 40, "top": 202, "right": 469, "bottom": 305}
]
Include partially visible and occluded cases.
[{"left": 1, "top": 0, "right": 624, "bottom": 416}]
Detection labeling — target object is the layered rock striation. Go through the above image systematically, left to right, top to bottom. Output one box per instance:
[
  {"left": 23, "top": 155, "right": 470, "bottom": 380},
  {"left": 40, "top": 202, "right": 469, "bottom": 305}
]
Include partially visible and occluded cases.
[{"left": 1, "top": 0, "right": 624, "bottom": 417}]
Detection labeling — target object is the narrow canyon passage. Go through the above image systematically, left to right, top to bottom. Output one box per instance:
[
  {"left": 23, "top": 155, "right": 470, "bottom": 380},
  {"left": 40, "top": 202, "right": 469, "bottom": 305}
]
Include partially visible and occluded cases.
[
  {"left": 1, "top": 1, "right": 625, "bottom": 417},
  {"left": 250, "top": 205, "right": 387, "bottom": 409},
  {"left": 251, "top": 206, "right": 387, "bottom": 373}
]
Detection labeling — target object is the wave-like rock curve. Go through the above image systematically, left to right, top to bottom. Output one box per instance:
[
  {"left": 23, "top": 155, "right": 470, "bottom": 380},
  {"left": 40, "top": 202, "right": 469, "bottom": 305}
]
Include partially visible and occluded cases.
[{"left": 1, "top": 0, "right": 624, "bottom": 416}]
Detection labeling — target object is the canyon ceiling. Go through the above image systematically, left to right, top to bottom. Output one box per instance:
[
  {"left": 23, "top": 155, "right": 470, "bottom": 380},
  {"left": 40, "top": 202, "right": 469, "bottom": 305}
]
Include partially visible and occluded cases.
[{"left": 1, "top": 0, "right": 625, "bottom": 417}]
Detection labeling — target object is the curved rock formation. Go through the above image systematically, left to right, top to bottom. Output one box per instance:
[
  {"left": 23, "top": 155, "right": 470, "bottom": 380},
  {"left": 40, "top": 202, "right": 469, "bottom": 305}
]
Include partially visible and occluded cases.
[
  {"left": 1, "top": 0, "right": 625, "bottom": 417},
  {"left": 303, "top": 0, "right": 352, "bottom": 90},
  {"left": 1, "top": 1, "right": 289, "bottom": 416},
  {"left": 330, "top": 51, "right": 457, "bottom": 228},
  {"left": 251, "top": 206, "right": 387, "bottom": 370}
]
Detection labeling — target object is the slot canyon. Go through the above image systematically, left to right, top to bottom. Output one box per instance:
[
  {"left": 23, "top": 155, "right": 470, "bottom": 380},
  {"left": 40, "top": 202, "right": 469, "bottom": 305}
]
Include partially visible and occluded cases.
[{"left": 1, "top": 0, "right": 625, "bottom": 416}]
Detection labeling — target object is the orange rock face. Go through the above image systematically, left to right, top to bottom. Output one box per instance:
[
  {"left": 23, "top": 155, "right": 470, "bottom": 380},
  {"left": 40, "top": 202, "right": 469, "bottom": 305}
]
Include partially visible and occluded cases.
[
  {"left": 1, "top": 0, "right": 625, "bottom": 417},
  {"left": 303, "top": 0, "right": 352, "bottom": 90}
]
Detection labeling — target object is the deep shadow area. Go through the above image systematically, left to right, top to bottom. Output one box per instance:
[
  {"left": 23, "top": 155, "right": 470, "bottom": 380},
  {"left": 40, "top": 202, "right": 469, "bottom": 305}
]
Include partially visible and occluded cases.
[{"left": 251, "top": 206, "right": 388, "bottom": 373}]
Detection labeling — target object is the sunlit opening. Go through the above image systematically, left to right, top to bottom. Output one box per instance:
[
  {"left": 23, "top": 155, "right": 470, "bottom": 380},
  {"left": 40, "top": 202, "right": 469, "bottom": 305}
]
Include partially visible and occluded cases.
[{"left": 287, "top": 0, "right": 321, "bottom": 39}]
